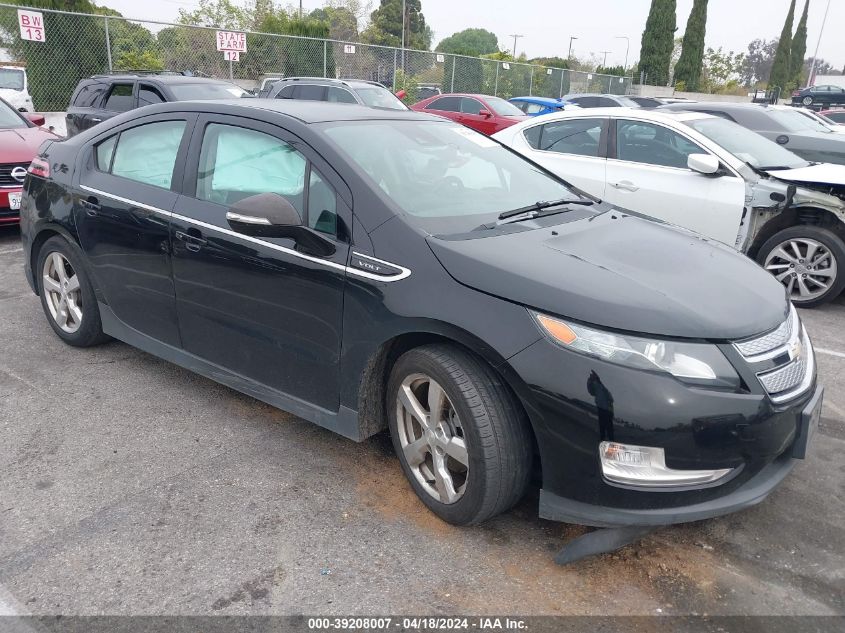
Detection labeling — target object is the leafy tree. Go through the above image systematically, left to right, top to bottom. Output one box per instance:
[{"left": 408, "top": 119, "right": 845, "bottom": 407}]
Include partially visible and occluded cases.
[
  {"left": 0, "top": 0, "right": 108, "bottom": 110},
  {"left": 178, "top": 0, "right": 251, "bottom": 30},
  {"left": 362, "top": 0, "right": 431, "bottom": 50},
  {"left": 638, "top": 0, "right": 676, "bottom": 85},
  {"left": 673, "top": 0, "right": 708, "bottom": 91},
  {"left": 768, "top": 0, "right": 795, "bottom": 91},
  {"left": 789, "top": 0, "right": 809, "bottom": 88},
  {"left": 309, "top": 6, "right": 359, "bottom": 41},
  {"left": 261, "top": 14, "right": 334, "bottom": 78},
  {"left": 435, "top": 28, "right": 498, "bottom": 57},
  {"left": 741, "top": 38, "right": 778, "bottom": 87},
  {"left": 702, "top": 46, "right": 745, "bottom": 93}
]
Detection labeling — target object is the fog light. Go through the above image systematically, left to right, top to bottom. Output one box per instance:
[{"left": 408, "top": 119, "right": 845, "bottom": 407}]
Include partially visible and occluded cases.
[{"left": 599, "top": 442, "right": 732, "bottom": 488}]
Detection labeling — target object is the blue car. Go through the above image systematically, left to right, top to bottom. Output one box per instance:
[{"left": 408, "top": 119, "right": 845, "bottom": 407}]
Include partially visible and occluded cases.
[{"left": 509, "top": 96, "right": 576, "bottom": 116}]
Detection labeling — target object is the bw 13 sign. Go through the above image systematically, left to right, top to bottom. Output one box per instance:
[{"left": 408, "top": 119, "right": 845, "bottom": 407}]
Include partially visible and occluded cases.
[{"left": 18, "top": 9, "right": 45, "bottom": 42}]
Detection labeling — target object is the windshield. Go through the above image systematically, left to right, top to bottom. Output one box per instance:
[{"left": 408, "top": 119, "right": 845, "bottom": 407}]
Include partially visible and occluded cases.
[
  {"left": 0, "top": 68, "right": 24, "bottom": 91},
  {"left": 169, "top": 82, "right": 248, "bottom": 100},
  {"left": 355, "top": 86, "right": 407, "bottom": 110},
  {"left": 486, "top": 96, "right": 524, "bottom": 117},
  {"left": 0, "top": 98, "right": 26, "bottom": 129},
  {"left": 766, "top": 108, "right": 832, "bottom": 133},
  {"left": 684, "top": 116, "right": 808, "bottom": 170},
  {"left": 322, "top": 120, "right": 580, "bottom": 233}
]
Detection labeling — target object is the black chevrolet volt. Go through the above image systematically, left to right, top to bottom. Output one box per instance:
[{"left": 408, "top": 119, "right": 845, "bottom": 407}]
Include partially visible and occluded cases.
[{"left": 19, "top": 101, "right": 822, "bottom": 559}]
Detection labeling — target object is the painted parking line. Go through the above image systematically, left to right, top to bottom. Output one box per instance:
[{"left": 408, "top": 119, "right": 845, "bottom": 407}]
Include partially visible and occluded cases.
[
  {"left": 0, "top": 247, "right": 23, "bottom": 255},
  {"left": 816, "top": 347, "right": 845, "bottom": 359}
]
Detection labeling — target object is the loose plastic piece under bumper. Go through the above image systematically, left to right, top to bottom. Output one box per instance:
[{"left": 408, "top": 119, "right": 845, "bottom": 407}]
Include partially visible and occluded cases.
[{"left": 554, "top": 526, "right": 655, "bottom": 565}]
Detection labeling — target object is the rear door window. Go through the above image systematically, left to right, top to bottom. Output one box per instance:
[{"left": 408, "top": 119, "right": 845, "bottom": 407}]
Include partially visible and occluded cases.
[
  {"left": 72, "top": 81, "right": 107, "bottom": 108},
  {"left": 103, "top": 83, "right": 135, "bottom": 112},
  {"left": 138, "top": 84, "right": 166, "bottom": 107},
  {"left": 294, "top": 84, "right": 327, "bottom": 101},
  {"left": 425, "top": 96, "right": 461, "bottom": 112},
  {"left": 533, "top": 118, "right": 604, "bottom": 156},
  {"left": 106, "top": 120, "right": 187, "bottom": 188}
]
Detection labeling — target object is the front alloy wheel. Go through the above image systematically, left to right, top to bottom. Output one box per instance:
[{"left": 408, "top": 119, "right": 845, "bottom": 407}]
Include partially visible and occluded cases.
[
  {"left": 758, "top": 226, "right": 845, "bottom": 307},
  {"left": 42, "top": 251, "right": 83, "bottom": 333},
  {"left": 396, "top": 373, "right": 469, "bottom": 504}
]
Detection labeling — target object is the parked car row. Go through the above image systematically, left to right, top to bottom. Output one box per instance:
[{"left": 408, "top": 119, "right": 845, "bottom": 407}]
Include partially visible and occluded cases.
[{"left": 19, "top": 99, "right": 821, "bottom": 562}]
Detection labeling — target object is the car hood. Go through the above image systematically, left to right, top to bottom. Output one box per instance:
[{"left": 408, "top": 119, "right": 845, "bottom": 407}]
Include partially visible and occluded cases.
[
  {"left": 0, "top": 88, "right": 27, "bottom": 106},
  {"left": 0, "top": 126, "right": 57, "bottom": 162},
  {"left": 769, "top": 162, "right": 845, "bottom": 187},
  {"left": 426, "top": 212, "right": 787, "bottom": 340}
]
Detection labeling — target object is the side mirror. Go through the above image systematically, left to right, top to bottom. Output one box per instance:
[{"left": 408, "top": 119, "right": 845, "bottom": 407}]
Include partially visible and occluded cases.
[
  {"left": 478, "top": 109, "right": 493, "bottom": 118},
  {"left": 26, "top": 113, "right": 45, "bottom": 126},
  {"left": 687, "top": 153, "right": 721, "bottom": 175},
  {"left": 225, "top": 192, "right": 335, "bottom": 257}
]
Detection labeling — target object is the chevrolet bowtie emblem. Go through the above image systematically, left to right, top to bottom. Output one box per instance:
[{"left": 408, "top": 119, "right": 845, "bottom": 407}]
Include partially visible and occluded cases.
[{"left": 788, "top": 339, "right": 803, "bottom": 361}]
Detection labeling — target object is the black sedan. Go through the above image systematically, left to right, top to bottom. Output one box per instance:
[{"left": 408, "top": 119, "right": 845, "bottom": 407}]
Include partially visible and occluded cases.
[
  {"left": 791, "top": 84, "right": 845, "bottom": 109},
  {"left": 19, "top": 101, "right": 821, "bottom": 561}
]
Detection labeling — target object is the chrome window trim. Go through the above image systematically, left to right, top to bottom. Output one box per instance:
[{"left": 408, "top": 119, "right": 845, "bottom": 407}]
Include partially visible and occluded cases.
[{"left": 79, "top": 185, "right": 412, "bottom": 283}]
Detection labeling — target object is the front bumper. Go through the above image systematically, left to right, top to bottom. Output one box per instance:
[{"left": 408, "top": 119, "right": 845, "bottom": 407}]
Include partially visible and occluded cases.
[{"left": 507, "top": 336, "right": 818, "bottom": 528}]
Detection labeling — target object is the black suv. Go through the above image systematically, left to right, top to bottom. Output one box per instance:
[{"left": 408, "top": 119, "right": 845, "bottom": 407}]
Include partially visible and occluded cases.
[
  {"left": 65, "top": 72, "right": 249, "bottom": 137},
  {"left": 265, "top": 77, "right": 407, "bottom": 110}
]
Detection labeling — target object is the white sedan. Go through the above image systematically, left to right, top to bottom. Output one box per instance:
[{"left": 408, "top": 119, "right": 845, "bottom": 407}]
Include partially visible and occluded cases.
[{"left": 493, "top": 107, "right": 845, "bottom": 306}]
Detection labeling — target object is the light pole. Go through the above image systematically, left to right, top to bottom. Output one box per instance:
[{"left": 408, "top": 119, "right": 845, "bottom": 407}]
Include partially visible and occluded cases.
[
  {"left": 400, "top": 0, "right": 406, "bottom": 74},
  {"left": 807, "top": 0, "right": 831, "bottom": 88},
  {"left": 509, "top": 34, "right": 524, "bottom": 58},
  {"left": 568, "top": 36, "right": 578, "bottom": 61},
  {"left": 614, "top": 36, "right": 630, "bottom": 71},
  {"left": 599, "top": 51, "right": 612, "bottom": 67}
]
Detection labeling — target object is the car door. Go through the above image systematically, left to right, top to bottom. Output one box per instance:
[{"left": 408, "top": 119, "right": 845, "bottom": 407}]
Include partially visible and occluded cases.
[
  {"left": 66, "top": 79, "right": 108, "bottom": 137},
  {"left": 457, "top": 97, "right": 495, "bottom": 134},
  {"left": 74, "top": 114, "right": 196, "bottom": 346},
  {"left": 169, "top": 114, "right": 350, "bottom": 411},
  {"left": 517, "top": 117, "right": 608, "bottom": 199},
  {"left": 604, "top": 118, "right": 745, "bottom": 245}
]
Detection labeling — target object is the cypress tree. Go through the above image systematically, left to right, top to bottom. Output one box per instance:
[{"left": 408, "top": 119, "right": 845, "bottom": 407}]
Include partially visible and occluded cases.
[
  {"left": 638, "top": 0, "right": 677, "bottom": 85},
  {"left": 673, "top": 0, "right": 708, "bottom": 91},
  {"left": 769, "top": 0, "right": 796, "bottom": 91},
  {"left": 790, "top": 0, "right": 809, "bottom": 89}
]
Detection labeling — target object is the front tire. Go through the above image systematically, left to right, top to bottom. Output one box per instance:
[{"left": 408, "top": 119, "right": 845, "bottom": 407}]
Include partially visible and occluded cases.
[
  {"left": 757, "top": 225, "right": 845, "bottom": 307},
  {"left": 36, "top": 236, "right": 110, "bottom": 347},
  {"left": 387, "top": 344, "right": 532, "bottom": 526}
]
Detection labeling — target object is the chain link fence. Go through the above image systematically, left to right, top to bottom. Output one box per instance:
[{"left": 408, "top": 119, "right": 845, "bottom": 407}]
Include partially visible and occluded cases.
[{"left": 0, "top": 2, "right": 632, "bottom": 112}]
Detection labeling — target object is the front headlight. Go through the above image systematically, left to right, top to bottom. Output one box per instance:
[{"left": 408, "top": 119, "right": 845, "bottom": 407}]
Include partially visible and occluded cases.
[{"left": 533, "top": 312, "right": 740, "bottom": 388}]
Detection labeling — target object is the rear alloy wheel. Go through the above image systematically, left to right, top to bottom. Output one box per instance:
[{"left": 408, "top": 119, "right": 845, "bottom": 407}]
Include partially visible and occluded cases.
[
  {"left": 802, "top": 96, "right": 814, "bottom": 106},
  {"left": 758, "top": 226, "right": 845, "bottom": 307},
  {"left": 37, "top": 236, "right": 110, "bottom": 347},
  {"left": 387, "top": 345, "right": 532, "bottom": 526}
]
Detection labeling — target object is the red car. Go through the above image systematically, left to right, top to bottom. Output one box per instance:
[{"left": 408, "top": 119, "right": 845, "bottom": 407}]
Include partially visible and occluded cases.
[
  {"left": 410, "top": 93, "right": 529, "bottom": 135},
  {"left": 0, "top": 98, "right": 58, "bottom": 226},
  {"left": 820, "top": 109, "right": 845, "bottom": 124}
]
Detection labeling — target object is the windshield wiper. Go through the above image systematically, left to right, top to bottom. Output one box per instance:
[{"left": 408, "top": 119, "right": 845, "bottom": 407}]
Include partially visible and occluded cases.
[{"left": 497, "top": 198, "right": 594, "bottom": 223}]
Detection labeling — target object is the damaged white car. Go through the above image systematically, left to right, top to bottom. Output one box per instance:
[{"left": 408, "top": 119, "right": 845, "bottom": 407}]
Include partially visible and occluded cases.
[{"left": 494, "top": 108, "right": 845, "bottom": 306}]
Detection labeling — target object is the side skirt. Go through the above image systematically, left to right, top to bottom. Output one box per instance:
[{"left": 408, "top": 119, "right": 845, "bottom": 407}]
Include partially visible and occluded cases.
[{"left": 98, "top": 302, "right": 364, "bottom": 441}]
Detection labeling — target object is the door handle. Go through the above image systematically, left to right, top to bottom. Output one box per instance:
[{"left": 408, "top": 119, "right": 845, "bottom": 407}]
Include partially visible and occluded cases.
[
  {"left": 90, "top": 117, "right": 102, "bottom": 123},
  {"left": 610, "top": 181, "right": 639, "bottom": 192},
  {"left": 80, "top": 197, "right": 100, "bottom": 216},
  {"left": 175, "top": 230, "right": 208, "bottom": 253}
]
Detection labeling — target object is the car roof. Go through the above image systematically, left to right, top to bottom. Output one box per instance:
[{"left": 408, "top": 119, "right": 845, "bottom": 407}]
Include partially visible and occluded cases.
[
  {"left": 89, "top": 74, "right": 237, "bottom": 85},
  {"left": 274, "top": 77, "right": 389, "bottom": 89},
  {"left": 424, "top": 93, "right": 497, "bottom": 100},
  {"left": 510, "top": 96, "right": 564, "bottom": 106},
  {"left": 145, "top": 99, "right": 436, "bottom": 124},
  {"left": 662, "top": 101, "right": 776, "bottom": 112},
  {"left": 496, "top": 106, "right": 716, "bottom": 131}
]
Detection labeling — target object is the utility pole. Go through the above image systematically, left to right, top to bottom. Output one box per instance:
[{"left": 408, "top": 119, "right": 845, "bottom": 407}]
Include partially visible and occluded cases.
[
  {"left": 299, "top": 0, "right": 303, "bottom": 18},
  {"left": 400, "top": 0, "right": 406, "bottom": 73},
  {"left": 807, "top": 0, "right": 831, "bottom": 88},
  {"left": 509, "top": 34, "right": 524, "bottom": 58},
  {"left": 568, "top": 36, "right": 578, "bottom": 61},
  {"left": 614, "top": 36, "right": 630, "bottom": 72},
  {"left": 599, "top": 51, "right": 612, "bottom": 67}
]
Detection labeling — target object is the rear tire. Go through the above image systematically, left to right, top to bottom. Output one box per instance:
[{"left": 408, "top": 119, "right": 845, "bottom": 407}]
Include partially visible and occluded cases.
[
  {"left": 802, "top": 96, "right": 814, "bottom": 106},
  {"left": 757, "top": 225, "right": 845, "bottom": 307},
  {"left": 36, "top": 236, "right": 110, "bottom": 347},
  {"left": 387, "top": 344, "right": 532, "bottom": 526}
]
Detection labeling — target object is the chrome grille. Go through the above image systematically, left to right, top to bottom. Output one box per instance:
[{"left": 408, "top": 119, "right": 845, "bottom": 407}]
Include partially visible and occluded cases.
[
  {"left": 0, "top": 163, "right": 29, "bottom": 188},
  {"left": 734, "top": 316, "right": 793, "bottom": 358},
  {"left": 758, "top": 357, "right": 808, "bottom": 395}
]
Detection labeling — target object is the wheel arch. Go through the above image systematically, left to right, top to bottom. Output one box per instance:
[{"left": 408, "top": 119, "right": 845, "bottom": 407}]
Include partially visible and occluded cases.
[
  {"left": 747, "top": 206, "right": 845, "bottom": 260},
  {"left": 28, "top": 224, "right": 82, "bottom": 296},
  {"left": 354, "top": 326, "right": 541, "bottom": 474}
]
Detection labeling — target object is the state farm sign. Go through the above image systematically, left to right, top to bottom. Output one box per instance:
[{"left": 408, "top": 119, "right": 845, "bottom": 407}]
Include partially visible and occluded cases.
[{"left": 216, "top": 30, "right": 247, "bottom": 53}]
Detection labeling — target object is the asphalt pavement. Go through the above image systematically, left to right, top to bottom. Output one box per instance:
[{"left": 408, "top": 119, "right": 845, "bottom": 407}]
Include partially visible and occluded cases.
[{"left": 1, "top": 225, "right": 843, "bottom": 616}]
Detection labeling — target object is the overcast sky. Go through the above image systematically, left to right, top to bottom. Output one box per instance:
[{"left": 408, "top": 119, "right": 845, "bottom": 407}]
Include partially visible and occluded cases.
[{"left": 99, "top": 0, "right": 844, "bottom": 69}]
